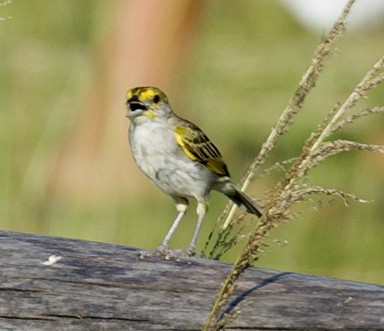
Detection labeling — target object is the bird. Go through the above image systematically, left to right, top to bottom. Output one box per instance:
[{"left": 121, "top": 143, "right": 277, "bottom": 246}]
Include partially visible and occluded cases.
[{"left": 125, "top": 86, "right": 262, "bottom": 256}]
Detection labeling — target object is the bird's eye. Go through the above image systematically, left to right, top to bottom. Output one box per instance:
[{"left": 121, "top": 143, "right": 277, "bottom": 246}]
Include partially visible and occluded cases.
[{"left": 153, "top": 94, "right": 160, "bottom": 104}]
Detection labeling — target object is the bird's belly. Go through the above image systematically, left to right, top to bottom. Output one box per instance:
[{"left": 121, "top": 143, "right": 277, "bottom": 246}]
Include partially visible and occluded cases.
[
  {"left": 140, "top": 153, "right": 215, "bottom": 198},
  {"left": 153, "top": 161, "right": 214, "bottom": 198}
]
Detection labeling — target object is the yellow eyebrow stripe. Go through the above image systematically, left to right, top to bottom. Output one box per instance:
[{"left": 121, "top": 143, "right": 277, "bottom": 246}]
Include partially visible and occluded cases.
[{"left": 140, "top": 89, "right": 156, "bottom": 100}]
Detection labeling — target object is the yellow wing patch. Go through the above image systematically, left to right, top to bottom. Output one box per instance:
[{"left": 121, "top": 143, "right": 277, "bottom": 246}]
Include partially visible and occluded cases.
[
  {"left": 174, "top": 123, "right": 229, "bottom": 177},
  {"left": 174, "top": 127, "right": 198, "bottom": 161},
  {"left": 206, "top": 159, "right": 228, "bottom": 176}
]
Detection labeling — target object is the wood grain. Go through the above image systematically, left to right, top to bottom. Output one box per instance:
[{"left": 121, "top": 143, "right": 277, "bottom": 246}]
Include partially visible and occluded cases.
[{"left": 0, "top": 230, "right": 383, "bottom": 330}]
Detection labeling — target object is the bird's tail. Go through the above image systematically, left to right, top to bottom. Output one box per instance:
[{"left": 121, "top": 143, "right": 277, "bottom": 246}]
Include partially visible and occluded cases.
[
  {"left": 215, "top": 179, "right": 262, "bottom": 217},
  {"left": 227, "top": 189, "right": 262, "bottom": 217}
]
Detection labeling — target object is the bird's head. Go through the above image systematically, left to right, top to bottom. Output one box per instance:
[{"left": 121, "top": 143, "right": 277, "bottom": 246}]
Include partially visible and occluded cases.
[{"left": 125, "top": 87, "right": 171, "bottom": 122}]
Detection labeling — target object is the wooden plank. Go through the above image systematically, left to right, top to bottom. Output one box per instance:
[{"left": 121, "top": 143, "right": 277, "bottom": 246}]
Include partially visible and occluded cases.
[{"left": 0, "top": 230, "right": 383, "bottom": 330}]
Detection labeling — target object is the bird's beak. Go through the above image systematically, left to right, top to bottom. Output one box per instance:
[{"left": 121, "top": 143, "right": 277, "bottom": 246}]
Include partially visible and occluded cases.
[{"left": 126, "top": 101, "right": 147, "bottom": 118}]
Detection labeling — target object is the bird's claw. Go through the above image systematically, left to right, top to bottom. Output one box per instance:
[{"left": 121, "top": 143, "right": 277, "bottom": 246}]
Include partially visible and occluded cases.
[{"left": 138, "top": 245, "right": 198, "bottom": 260}]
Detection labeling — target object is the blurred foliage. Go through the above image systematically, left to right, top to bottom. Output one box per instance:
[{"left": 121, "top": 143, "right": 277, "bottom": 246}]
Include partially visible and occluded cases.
[{"left": 0, "top": 1, "right": 383, "bottom": 284}]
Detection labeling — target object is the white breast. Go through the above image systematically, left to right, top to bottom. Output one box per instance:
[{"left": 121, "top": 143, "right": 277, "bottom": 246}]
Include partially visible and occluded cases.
[{"left": 129, "top": 120, "right": 216, "bottom": 198}]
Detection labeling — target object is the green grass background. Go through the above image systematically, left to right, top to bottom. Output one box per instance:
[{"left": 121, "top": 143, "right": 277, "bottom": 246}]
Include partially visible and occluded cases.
[{"left": 1, "top": 1, "right": 383, "bottom": 284}]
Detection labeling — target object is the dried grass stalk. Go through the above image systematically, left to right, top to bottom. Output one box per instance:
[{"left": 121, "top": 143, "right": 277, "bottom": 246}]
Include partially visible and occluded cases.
[{"left": 202, "top": 0, "right": 384, "bottom": 329}]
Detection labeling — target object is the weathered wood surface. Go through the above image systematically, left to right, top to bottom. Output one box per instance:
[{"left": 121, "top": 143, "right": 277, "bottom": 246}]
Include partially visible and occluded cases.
[{"left": 0, "top": 230, "right": 383, "bottom": 331}]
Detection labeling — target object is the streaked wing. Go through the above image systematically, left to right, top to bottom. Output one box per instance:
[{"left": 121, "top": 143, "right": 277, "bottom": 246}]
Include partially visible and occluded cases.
[{"left": 174, "top": 121, "right": 229, "bottom": 177}]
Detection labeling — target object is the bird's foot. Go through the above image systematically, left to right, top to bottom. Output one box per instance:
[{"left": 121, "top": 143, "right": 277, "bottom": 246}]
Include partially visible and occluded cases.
[
  {"left": 138, "top": 244, "right": 171, "bottom": 259},
  {"left": 138, "top": 245, "right": 199, "bottom": 260}
]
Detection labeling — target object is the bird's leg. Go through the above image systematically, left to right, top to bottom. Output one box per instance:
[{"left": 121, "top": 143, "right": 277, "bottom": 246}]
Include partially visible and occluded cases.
[
  {"left": 139, "top": 198, "right": 188, "bottom": 259},
  {"left": 187, "top": 200, "right": 207, "bottom": 255},
  {"left": 161, "top": 203, "right": 187, "bottom": 247}
]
